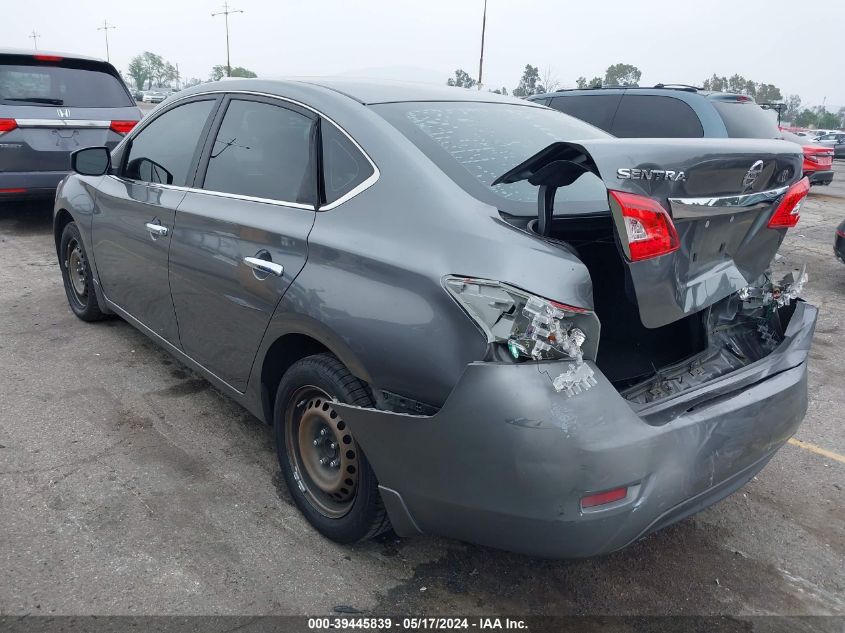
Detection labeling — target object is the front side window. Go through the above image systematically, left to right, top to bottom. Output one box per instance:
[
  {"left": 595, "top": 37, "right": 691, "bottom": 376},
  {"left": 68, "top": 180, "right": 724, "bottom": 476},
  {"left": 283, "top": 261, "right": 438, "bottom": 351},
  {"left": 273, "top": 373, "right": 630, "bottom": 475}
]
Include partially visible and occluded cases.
[
  {"left": 549, "top": 94, "right": 622, "bottom": 133},
  {"left": 124, "top": 99, "right": 215, "bottom": 186},
  {"left": 202, "top": 99, "right": 315, "bottom": 204},
  {"left": 320, "top": 120, "right": 374, "bottom": 205}
]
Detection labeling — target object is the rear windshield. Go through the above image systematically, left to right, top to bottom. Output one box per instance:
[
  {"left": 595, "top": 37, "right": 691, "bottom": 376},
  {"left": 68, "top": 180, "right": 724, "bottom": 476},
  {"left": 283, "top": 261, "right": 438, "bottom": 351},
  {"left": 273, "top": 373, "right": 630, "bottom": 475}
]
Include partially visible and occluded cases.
[
  {"left": 0, "top": 60, "right": 133, "bottom": 108},
  {"left": 712, "top": 100, "right": 780, "bottom": 139},
  {"left": 373, "top": 101, "right": 611, "bottom": 216}
]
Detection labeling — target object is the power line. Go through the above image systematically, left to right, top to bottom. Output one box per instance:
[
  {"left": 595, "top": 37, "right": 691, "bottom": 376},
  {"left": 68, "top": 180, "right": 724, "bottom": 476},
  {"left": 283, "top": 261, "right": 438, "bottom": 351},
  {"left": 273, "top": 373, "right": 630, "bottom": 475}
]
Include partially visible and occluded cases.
[
  {"left": 477, "top": 0, "right": 487, "bottom": 90},
  {"left": 212, "top": 2, "right": 243, "bottom": 78},
  {"left": 97, "top": 20, "right": 117, "bottom": 62},
  {"left": 29, "top": 29, "right": 40, "bottom": 50}
]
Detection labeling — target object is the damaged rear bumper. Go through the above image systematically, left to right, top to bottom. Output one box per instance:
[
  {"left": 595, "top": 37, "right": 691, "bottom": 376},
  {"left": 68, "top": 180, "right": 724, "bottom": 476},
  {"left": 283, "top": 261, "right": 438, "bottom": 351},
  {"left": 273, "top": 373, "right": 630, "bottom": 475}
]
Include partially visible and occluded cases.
[{"left": 334, "top": 301, "right": 818, "bottom": 558}]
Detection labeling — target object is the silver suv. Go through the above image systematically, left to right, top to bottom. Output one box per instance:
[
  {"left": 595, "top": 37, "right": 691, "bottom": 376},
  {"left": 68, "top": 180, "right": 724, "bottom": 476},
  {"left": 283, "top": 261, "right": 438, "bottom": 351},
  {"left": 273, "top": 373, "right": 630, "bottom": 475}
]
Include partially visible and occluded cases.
[{"left": 0, "top": 48, "right": 141, "bottom": 200}]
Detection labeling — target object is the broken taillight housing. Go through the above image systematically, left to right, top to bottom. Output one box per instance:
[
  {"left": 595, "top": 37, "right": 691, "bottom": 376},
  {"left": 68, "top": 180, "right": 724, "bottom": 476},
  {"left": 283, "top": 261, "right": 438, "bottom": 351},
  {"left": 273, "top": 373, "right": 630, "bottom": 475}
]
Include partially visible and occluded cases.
[
  {"left": 767, "top": 177, "right": 809, "bottom": 229},
  {"left": 608, "top": 190, "right": 680, "bottom": 262},
  {"left": 443, "top": 276, "right": 588, "bottom": 362}
]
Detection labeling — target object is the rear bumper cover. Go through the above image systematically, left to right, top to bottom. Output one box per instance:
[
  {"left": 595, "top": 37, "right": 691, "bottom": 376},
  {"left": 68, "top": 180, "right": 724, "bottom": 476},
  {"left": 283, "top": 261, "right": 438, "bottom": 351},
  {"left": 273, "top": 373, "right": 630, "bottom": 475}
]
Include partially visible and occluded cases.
[
  {"left": 807, "top": 169, "right": 834, "bottom": 185},
  {"left": 0, "top": 170, "right": 67, "bottom": 197},
  {"left": 334, "top": 301, "right": 817, "bottom": 558}
]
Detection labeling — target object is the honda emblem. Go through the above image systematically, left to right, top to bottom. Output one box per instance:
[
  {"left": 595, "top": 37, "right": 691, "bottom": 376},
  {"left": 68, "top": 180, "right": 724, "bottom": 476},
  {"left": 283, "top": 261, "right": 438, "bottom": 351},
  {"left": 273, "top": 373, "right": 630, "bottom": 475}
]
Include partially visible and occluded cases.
[{"left": 56, "top": 108, "right": 70, "bottom": 118}]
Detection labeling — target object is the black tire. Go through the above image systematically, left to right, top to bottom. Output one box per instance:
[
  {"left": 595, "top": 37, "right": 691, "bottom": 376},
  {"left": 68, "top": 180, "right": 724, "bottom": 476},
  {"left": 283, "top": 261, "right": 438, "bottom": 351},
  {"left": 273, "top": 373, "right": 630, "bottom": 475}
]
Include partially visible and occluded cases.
[
  {"left": 59, "top": 222, "right": 107, "bottom": 322},
  {"left": 274, "top": 353, "right": 390, "bottom": 543}
]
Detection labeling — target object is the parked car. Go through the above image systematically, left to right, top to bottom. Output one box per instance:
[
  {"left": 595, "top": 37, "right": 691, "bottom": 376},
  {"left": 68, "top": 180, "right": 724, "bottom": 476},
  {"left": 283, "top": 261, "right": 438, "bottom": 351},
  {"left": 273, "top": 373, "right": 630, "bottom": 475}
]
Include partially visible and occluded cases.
[
  {"left": 0, "top": 48, "right": 141, "bottom": 200},
  {"left": 54, "top": 79, "right": 816, "bottom": 558},
  {"left": 531, "top": 86, "right": 835, "bottom": 186},
  {"left": 132, "top": 89, "right": 144, "bottom": 101},
  {"left": 141, "top": 90, "right": 167, "bottom": 103},
  {"left": 781, "top": 131, "right": 835, "bottom": 185},
  {"left": 813, "top": 132, "right": 845, "bottom": 148},
  {"left": 834, "top": 138, "right": 845, "bottom": 159},
  {"left": 836, "top": 219, "right": 845, "bottom": 264}
]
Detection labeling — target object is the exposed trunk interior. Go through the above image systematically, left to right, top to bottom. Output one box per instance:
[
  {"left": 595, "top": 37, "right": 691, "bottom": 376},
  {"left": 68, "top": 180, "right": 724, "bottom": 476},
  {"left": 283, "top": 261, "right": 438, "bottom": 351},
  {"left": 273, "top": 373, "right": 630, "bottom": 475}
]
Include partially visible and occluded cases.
[{"left": 501, "top": 211, "right": 794, "bottom": 404}]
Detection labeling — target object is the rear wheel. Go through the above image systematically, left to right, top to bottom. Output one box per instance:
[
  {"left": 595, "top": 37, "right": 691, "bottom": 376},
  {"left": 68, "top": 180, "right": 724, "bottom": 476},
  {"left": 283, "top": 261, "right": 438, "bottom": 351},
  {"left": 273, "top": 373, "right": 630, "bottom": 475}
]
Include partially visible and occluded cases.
[
  {"left": 59, "top": 222, "right": 106, "bottom": 322},
  {"left": 274, "top": 354, "right": 390, "bottom": 543}
]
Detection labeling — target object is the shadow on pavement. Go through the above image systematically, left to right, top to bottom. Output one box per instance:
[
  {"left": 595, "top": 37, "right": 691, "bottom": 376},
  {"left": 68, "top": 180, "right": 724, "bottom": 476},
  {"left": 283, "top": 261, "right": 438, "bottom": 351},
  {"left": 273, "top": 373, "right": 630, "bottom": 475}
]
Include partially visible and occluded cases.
[{"left": 0, "top": 199, "right": 54, "bottom": 236}]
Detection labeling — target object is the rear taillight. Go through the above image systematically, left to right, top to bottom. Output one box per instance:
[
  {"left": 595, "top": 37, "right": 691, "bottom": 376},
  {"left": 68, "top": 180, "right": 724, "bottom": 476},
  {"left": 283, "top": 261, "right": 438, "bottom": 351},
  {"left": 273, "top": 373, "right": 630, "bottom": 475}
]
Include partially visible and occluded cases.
[
  {"left": 34, "top": 54, "right": 63, "bottom": 62},
  {"left": 0, "top": 118, "right": 17, "bottom": 135},
  {"left": 110, "top": 120, "right": 137, "bottom": 135},
  {"left": 768, "top": 177, "right": 809, "bottom": 229},
  {"left": 608, "top": 190, "right": 680, "bottom": 262},
  {"left": 443, "top": 276, "right": 590, "bottom": 362}
]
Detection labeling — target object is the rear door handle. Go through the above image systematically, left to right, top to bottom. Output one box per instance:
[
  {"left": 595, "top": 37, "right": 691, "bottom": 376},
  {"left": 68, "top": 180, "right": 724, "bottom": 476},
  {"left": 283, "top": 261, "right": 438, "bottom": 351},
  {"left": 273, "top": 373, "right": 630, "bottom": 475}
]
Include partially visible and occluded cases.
[
  {"left": 145, "top": 222, "right": 168, "bottom": 237},
  {"left": 243, "top": 256, "right": 284, "bottom": 277}
]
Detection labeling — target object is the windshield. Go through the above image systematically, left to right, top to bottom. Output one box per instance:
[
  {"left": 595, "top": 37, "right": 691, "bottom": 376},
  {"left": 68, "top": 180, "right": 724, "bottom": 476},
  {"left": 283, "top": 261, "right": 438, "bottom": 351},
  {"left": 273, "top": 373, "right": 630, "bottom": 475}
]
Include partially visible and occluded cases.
[
  {"left": 0, "top": 62, "right": 133, "bottom": 108},
  {"left": 712, "top": 100, "right": 780, "bottom": 139},
  {"left": 373, "top": 101, "right": 611, "bottom": 216}
]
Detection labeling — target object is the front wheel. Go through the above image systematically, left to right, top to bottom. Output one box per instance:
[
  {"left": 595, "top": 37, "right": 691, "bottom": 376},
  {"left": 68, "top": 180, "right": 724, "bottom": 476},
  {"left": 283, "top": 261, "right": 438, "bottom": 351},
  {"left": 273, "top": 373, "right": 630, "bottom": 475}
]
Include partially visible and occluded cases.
[
  {"left": 59, "top": 222, "right": 107, "bottom": 322},
  {"left": 274, "top": 354, "right": 390, "bottom": 543}
]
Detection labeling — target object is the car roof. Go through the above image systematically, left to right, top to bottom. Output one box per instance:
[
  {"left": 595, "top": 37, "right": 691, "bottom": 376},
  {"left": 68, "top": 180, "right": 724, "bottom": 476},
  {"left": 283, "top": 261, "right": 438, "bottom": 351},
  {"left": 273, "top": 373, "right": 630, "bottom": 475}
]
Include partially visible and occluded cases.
[
  {"left": 0, "top": 47, "right": 107, "bottom": 64},
  {"left": 182, "top": 77, "right": 536, "bottom": 107},
  {"left": 531, "top": 86, "right": 757, "bottom": 103}
]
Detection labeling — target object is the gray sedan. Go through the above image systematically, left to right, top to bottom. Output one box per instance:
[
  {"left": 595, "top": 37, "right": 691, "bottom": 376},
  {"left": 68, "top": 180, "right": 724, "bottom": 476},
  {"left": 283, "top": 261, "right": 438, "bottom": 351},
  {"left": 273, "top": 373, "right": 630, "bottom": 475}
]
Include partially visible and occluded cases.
[{"left": 54, "top": 78, "right": 816, "bottom": 557}]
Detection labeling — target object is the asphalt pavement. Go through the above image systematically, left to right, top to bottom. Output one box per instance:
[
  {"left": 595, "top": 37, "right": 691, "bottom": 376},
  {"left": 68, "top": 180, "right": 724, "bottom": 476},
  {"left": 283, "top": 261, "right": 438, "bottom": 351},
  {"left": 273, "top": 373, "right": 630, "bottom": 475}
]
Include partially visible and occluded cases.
[{"left": 0, "top": 163, "right": 842, "bottom": 618}]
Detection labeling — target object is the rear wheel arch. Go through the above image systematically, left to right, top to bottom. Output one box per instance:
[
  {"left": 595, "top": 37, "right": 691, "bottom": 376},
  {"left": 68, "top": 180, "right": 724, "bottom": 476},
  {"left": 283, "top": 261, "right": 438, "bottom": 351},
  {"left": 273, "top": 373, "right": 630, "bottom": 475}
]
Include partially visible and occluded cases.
[
  {"left": 53, "top": 209, "right": 74, "bottom": 257},
  {"left": 259, "top": 333, "right": 374, "bottom": 424}
]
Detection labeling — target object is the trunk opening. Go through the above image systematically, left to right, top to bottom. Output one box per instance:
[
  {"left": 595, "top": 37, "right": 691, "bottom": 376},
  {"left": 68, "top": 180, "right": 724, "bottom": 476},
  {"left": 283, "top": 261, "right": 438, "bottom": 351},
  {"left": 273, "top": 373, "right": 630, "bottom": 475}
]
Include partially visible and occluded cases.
[{"left": 502, "top": 211, "right": 796, "bottom": 404}]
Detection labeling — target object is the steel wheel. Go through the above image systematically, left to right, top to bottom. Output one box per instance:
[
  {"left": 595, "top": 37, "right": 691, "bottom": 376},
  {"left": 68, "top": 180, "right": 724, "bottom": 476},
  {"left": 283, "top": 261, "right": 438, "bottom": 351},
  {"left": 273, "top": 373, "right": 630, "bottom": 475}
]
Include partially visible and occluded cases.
[
  {"left": 64, "top": 238, "right": 88, "bottom": 308},
  {"left": 285, "top": 385, "right": 360, "bottom": 518}
]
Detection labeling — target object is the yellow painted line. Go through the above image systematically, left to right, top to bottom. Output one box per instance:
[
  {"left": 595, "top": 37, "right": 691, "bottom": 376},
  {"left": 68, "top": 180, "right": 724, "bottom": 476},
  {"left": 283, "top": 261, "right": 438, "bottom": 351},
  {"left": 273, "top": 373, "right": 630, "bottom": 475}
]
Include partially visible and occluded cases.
[{"left": 788, "top": 438, "right": 845, "bottom": 464}]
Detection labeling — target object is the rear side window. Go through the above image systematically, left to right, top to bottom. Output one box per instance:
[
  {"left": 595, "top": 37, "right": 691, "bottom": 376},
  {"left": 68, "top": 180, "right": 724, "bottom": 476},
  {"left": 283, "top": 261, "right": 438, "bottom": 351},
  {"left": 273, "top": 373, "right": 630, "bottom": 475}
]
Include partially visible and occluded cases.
[
  {"left": 0, "top": 60, "right": 133, "bottom": 107},
  {"left": 548, "top": 94, "right": 621, "bottom": 132},
  {"left": 611, "top": 95, "right": 704, "bottom": 138},
  {"left": 202, "top": 99, "right": 316, "bottom": 203},
  {"left": 124, "top": 100, "right": 215, "bottom": 186},
  {"left": 712, "top": 100, "right": 779, "bottom": 139},
  {"left": 320, "top": 121, "right": 374, "bottom": 205}
]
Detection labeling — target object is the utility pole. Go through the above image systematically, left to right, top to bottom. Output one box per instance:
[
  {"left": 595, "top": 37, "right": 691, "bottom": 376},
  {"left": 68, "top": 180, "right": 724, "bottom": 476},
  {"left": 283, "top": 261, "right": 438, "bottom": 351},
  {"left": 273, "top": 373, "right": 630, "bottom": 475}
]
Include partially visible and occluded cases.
[
  {"left": 477, "top": 0, "right": 487, "bottom": 90},
  {"left": 212, "top": 2, "right": 243, "bottom": 78},
  {"left": 97, "top": 20, "right": 116, "bottom": 62},
  {"left": 29, "top": 29, "right": 40, "bottom": 50}
]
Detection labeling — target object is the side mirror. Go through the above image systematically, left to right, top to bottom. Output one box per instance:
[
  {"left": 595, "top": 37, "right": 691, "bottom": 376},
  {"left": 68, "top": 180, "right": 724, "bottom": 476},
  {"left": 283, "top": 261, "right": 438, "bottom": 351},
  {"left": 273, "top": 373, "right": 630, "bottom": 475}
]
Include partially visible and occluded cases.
[{"left": 71, "top": 147, "right": 111, "bottom": 176}]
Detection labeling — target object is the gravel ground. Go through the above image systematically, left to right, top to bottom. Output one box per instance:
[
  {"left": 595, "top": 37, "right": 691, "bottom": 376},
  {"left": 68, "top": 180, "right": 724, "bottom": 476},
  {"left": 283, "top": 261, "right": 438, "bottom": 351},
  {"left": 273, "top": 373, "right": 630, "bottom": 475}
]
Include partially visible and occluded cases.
[{"left": 0, "top": 163, "right": 842, "bottom": 618}]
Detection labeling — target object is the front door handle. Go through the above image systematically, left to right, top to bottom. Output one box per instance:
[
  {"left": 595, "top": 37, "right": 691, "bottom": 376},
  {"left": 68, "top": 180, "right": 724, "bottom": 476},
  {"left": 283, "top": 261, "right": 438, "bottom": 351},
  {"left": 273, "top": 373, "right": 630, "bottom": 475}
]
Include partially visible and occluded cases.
[
  {"left": 145, "top": 222, "right": 169, "bottom": 237},
  {"left": 243, "top": 256, "right": 284, "bottom": 277}
]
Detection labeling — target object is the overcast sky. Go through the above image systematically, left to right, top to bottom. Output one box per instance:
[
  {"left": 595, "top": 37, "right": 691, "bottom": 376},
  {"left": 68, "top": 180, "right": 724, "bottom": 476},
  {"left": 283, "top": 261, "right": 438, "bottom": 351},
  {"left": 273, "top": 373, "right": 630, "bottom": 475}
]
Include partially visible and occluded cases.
[{"left": 8, "top": 0, "right": 843, "bottom": 108}]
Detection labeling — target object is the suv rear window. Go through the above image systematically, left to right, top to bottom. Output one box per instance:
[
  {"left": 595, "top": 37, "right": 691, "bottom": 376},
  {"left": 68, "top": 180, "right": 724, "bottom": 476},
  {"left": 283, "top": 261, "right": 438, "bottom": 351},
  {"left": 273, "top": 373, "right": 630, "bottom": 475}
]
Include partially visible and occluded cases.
[
  {"left": 0, "top": 59, "right": 133, "bottom": 108},
  {"left": 611, "top": 95, "right": 704, "bottom": 138},
  {"left": 711, "top": 100, "right": 779, "bottom": 139}
]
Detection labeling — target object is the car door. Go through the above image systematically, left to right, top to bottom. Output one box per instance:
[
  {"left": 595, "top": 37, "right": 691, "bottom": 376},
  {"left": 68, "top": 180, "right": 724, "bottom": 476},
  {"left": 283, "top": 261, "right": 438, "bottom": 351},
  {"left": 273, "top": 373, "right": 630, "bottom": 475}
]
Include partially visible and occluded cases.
[
  {"left": 168, "top": 95, "right": 318, "bottom": 391},
  {"left": 92, "top": 97, "right": 219, "bottom": 345}
]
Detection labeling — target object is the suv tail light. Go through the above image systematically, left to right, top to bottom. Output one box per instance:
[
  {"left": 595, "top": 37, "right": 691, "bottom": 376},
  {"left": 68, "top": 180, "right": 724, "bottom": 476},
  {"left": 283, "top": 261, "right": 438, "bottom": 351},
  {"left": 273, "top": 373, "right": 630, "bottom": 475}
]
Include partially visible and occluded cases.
[
  {"left": 34, "top": 54, "right": 63, "bottom": 62},
  {"left": 0, "top": 118, "right": 17, "bottom": 135},
  {"left": 110, "top": 120, "right": 137, "bottom": 135},
  {"left": 768, "top": 177, "right": 809, "bottom": 229},
  {"left": 609, "top": 190, "right": 680, "bottom": 261},
  {"left": 444, "top": 276, "right": 589, "bottom": 362}
]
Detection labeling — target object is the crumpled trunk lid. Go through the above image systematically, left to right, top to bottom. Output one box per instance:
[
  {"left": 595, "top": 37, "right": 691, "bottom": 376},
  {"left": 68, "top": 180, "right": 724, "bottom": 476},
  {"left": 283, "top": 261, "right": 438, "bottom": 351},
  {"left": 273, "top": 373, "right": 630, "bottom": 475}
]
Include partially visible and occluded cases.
[{"left": 494, "top": 138, "right": 804, "bottom": 328}]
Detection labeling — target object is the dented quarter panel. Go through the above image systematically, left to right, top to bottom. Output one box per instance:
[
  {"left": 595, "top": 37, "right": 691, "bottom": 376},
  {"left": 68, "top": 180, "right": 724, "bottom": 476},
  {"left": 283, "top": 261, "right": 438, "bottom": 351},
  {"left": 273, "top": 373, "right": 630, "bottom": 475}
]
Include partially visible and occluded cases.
[{"left": 332, "top": 301, "right": 817, "bottom": 557}]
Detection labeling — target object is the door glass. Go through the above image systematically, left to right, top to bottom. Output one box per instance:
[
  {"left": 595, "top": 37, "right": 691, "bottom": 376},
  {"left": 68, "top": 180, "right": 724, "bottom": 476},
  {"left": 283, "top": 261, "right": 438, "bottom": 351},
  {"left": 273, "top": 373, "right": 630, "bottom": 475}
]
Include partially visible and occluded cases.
[
  {"left": 611, "top": 95, "right": 704, "bottom": 138},
  {"left": 123, "top": 99, "right": 215, "bottom": 186},
  {"left": 202, "top": 99, "right": 316, "bottom": 204},
  {"left": 321, "top": 121, "right": 374, "bottom": 204}
]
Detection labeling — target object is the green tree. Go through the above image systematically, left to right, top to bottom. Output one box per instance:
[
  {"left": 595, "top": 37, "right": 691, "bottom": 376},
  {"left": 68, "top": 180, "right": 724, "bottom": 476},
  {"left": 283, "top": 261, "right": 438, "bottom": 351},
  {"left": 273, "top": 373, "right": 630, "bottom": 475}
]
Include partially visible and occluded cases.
[
  {"left": 127, "top": 55, "right": 149, "bottom": 91},
  {"left": 604, "top": 63, "right": 641, "bottom": 86},
  {"left": 512, "top": 64, "right": 545, "bottom": 97},
  {"left": 210, "top": 65, "right": 257, "bottom": 81},
  {"left": 446, "top": 69, "right": 476, "bottom": 89},
  {"left": 702, "top": 74, "right": 728, "bottom": 91},
  {"left": 575, "top": 76, "right": 588, "bottom": 89},
  {"left": 756, "top": 83, "right": 783, "bottom": 103},
  {"left": 491, "top": 87, "right": 508, "bottom": 95},
  {"left": 784, "top": 95, "right": 802, "bottom": 123},
  {"left": 794, "top": 108, "right": 817, "bottom": 128},
  {"left": 817, "top": 110, "right": 841, "bottom": 129}
]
